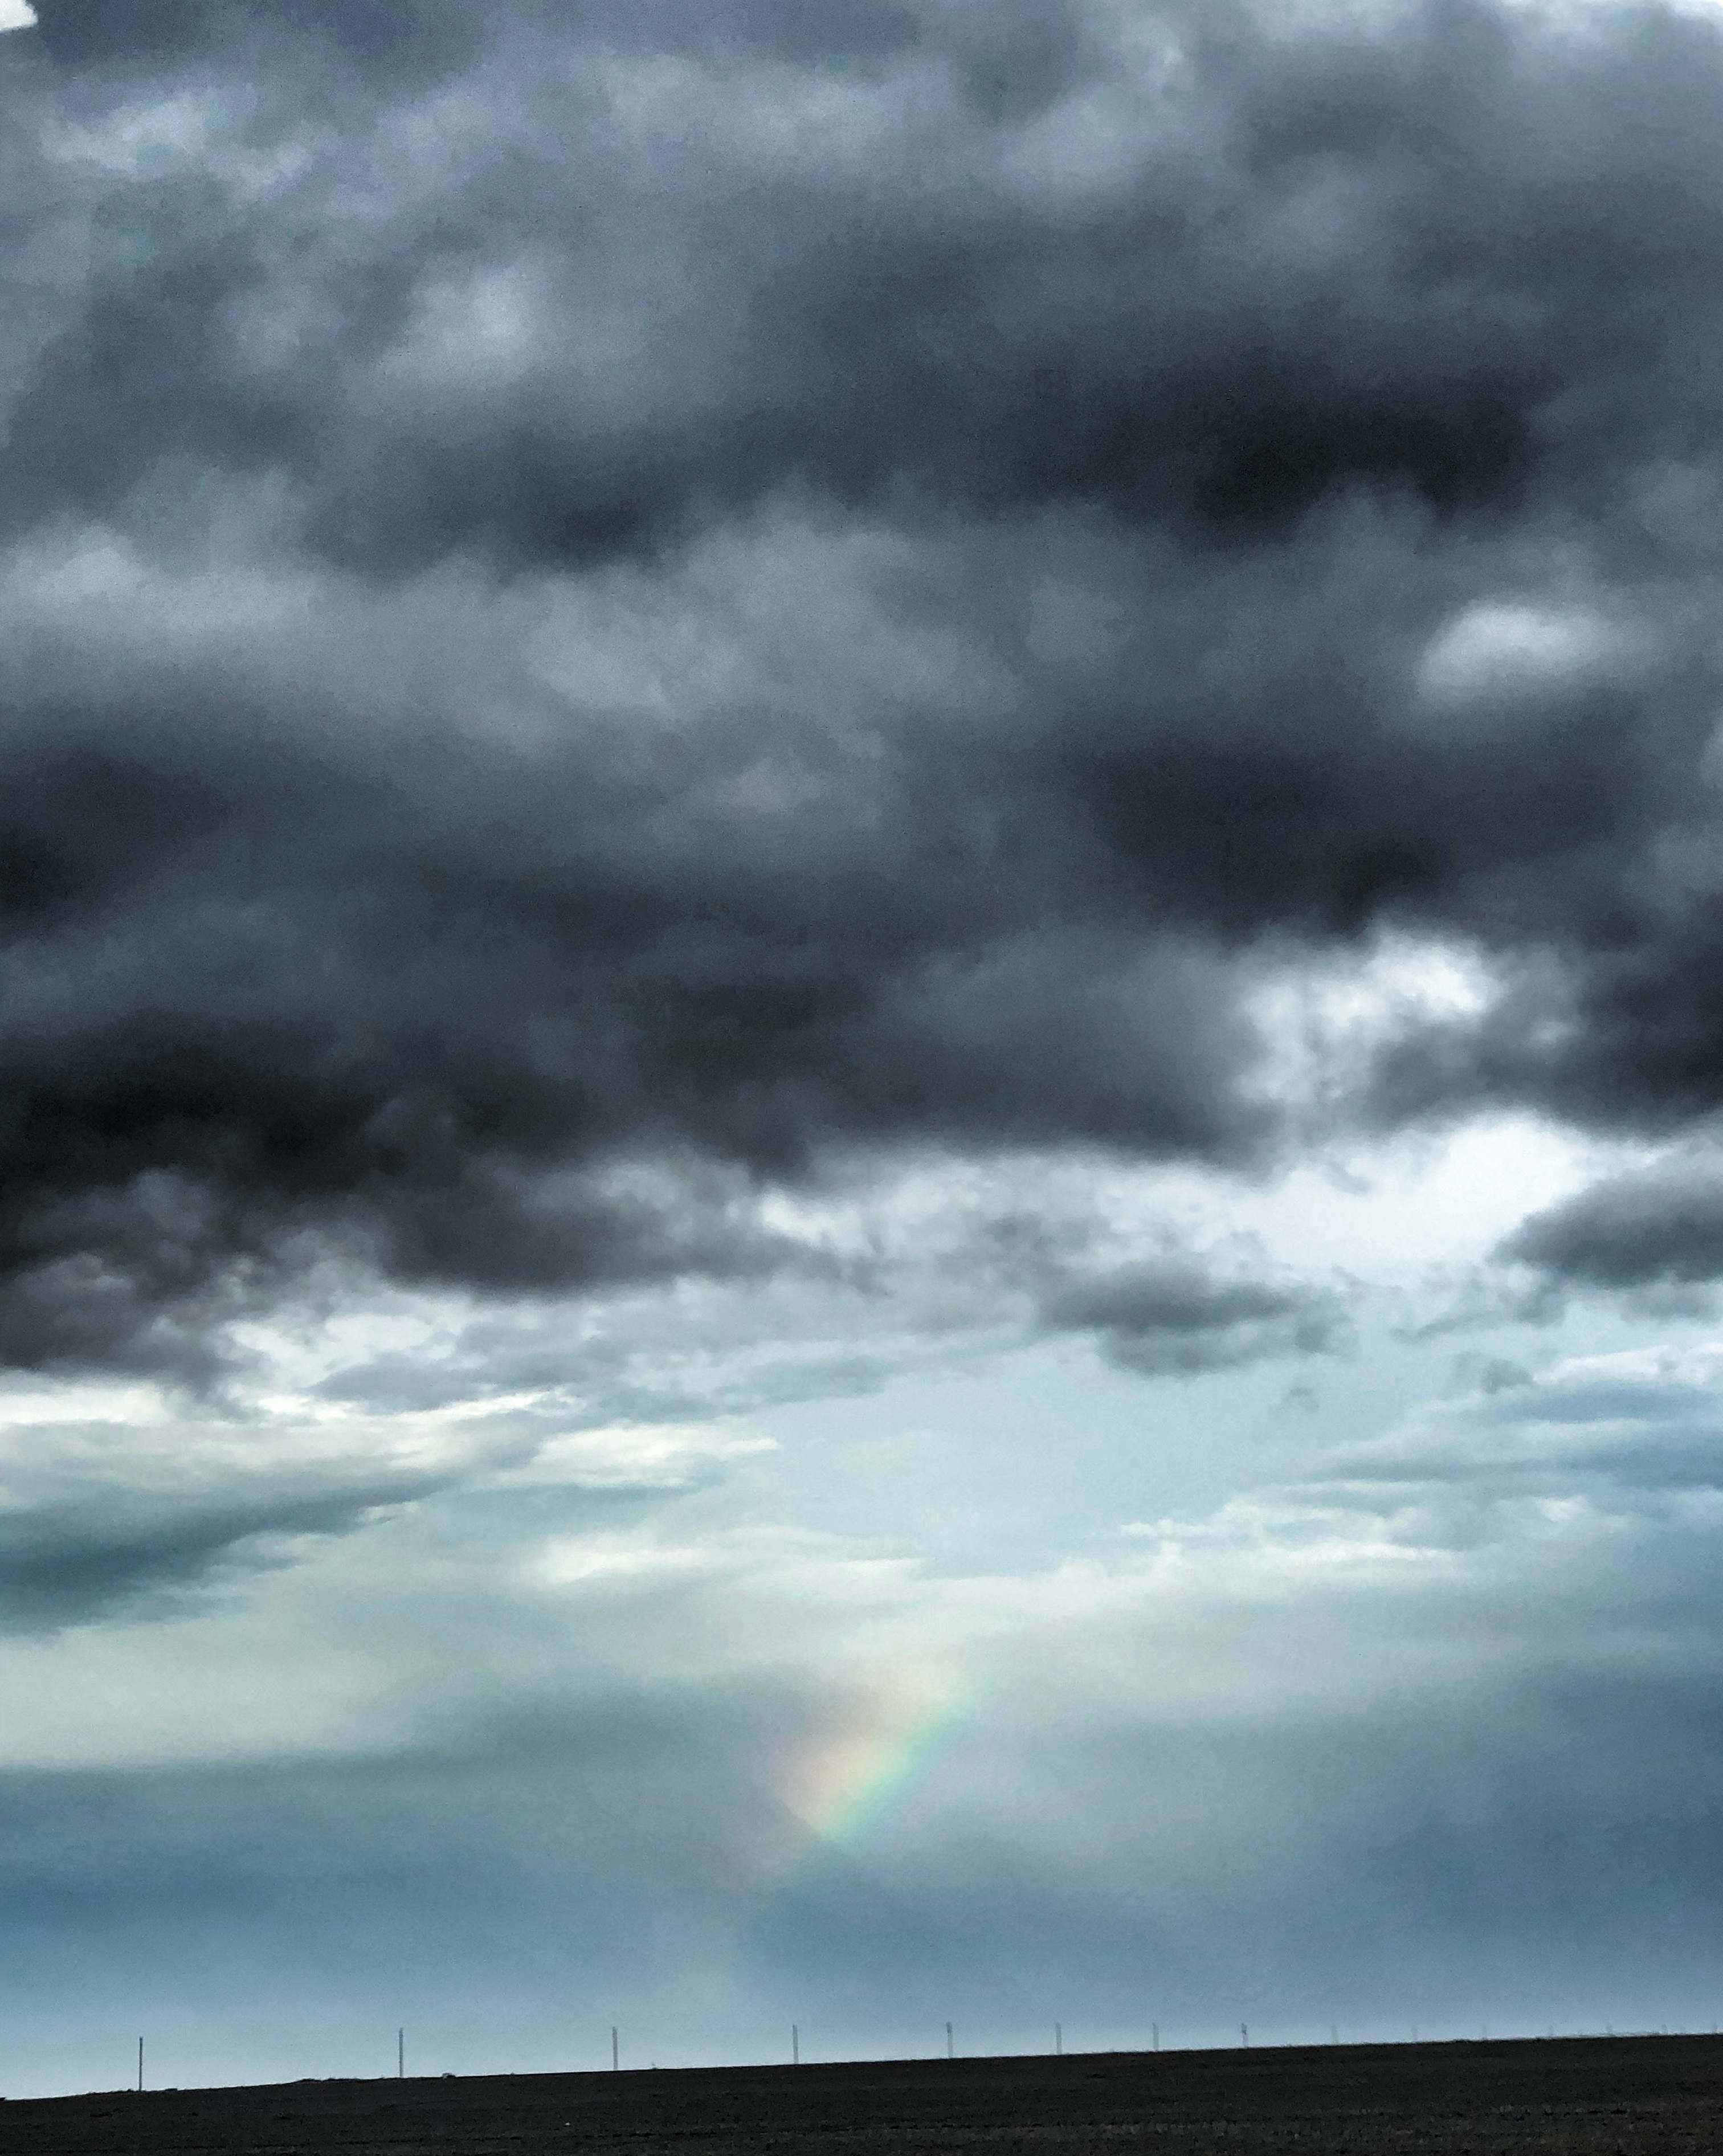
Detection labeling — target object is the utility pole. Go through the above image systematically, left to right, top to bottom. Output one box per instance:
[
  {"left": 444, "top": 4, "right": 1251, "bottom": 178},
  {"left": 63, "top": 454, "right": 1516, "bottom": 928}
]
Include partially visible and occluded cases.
[
  {"left": 945, "top": 2021, "right": 953, "bottom": 2060},
  {"left": 1055, "top": 2022, "right": 1062, "bottom": 2057},
  {"left": 1152, "top": 2023, "right": 1159, "bottom": 2053},
  {"left": 792, "top": 2024, "right": 799, "bottom": 2067},
  {"left": 1240, "top": 2024, "right": 1249, "bottom": 2048},
  {"left": 1331, "top": 2024, "right": 1338, "bottom": 2047},
  {"left": 612, "top": 2027, "right": 619, "bottom": 2072},
  {"left": 398, "top": 2028, "right": 404, "bottom": 2080},
  {"left": 137, "top": 2038, "right": 144, "bottom": 2094}
]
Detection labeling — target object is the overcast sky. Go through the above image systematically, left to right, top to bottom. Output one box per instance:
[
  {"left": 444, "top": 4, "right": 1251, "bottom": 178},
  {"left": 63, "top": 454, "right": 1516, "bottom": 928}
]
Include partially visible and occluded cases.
[{"left": 5, "top": 0, "right": 1723, "bottom": 2101}]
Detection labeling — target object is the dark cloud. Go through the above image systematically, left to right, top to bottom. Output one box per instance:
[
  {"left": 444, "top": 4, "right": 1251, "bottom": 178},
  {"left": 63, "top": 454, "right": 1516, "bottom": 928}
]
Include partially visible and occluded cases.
[
  {"left": 5, "top": 0, "right": 1723, "bottom": 1373},
  {"left": 13, "top": 0, "right": 1723, "bottom": 561},
  {"left": 28, "top": 0, "right": 476, "bottom": 75},
  {"left": 0, "top": 1154, "right": 800, "bottom": 1379},
  {"left": 1502, "top": 1162, "right": 1723, "bottom": 1289},
  {"left": 1041, "top": 1255, "right": 1350, "bottom": 1374},
  {"left": 0, "top": 1473, "right": 430, "bottom": 1632}
]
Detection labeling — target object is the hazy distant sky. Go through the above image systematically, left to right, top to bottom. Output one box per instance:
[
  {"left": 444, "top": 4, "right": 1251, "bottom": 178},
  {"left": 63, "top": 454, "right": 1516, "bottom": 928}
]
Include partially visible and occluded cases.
[{"left": 5, "top": 0, "right": 1723, "bottom": 2100}]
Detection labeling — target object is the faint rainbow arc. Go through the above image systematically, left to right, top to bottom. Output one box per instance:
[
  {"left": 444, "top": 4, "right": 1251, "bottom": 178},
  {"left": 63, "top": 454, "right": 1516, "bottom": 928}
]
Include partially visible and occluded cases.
[{"left": 773, "top": 1664, "right": 974, "bottom": 1863}]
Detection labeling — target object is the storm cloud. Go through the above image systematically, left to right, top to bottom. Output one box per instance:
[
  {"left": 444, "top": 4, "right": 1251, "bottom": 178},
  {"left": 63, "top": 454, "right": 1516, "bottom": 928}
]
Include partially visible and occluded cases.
[{"left": 5, "top": 0, "right": 1723, "bottom": 1373}]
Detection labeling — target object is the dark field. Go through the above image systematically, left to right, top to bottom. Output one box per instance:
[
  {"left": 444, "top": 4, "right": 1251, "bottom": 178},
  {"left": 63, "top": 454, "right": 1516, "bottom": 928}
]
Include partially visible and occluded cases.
[{"left": 7, "top": 2036, "right": 1720, "bottom": 2155}]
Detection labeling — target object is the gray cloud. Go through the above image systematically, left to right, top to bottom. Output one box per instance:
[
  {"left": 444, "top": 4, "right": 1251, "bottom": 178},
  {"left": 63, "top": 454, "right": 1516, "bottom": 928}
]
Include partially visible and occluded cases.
[
  {"left": 4, "top": 0, "right": 1722, "bottom": 1383},
  {"left": 13, "top": 0, "right": 1723, "bottom": 562},
  {"left": 1501, "top": 1161, "right": 1723, "bottom": 1290},
  {"left": 1041, "top": 1255, "right": 1350, "bottom": 1374},
  {"left": 1307, "top": 1344, "right": 1723, "bottom": 1510},
  {"left": 0, "top": 1356, "right": 785, "bottom": 1633},
  {"left": 0, "top": 1417, "right": 766, "bottom": 1634},
  {"left": 1, "top": 1473, "right": 429, "bottom": 1633}
]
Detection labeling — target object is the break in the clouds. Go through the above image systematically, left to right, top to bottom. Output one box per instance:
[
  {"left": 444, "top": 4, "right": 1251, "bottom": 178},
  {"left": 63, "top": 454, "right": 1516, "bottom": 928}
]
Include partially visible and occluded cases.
[{"left": 3, "top": 0, "right": 1722, "bottom": 2099}]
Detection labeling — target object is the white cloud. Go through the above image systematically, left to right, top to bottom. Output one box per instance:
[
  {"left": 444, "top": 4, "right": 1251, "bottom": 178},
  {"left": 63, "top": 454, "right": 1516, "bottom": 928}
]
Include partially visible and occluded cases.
[
  {"left": 1416, "top": 600, "right": 1631, "bottom": 708},
  {"left": 1243, "top": 931, "right": 1501, "bottom": 1119}
]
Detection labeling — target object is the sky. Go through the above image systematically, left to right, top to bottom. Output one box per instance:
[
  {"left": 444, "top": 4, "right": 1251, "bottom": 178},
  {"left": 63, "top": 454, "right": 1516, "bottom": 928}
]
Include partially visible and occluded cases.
[{"left": 3, "top": 0, "right": 1723, "bottom": 2101}]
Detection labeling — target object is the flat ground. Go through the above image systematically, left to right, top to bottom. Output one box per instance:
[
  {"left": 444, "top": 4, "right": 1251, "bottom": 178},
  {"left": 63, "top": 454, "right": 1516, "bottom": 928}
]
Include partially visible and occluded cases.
[{"left": 7, "top": 2035, "right": 1720, "bottom": 2154}]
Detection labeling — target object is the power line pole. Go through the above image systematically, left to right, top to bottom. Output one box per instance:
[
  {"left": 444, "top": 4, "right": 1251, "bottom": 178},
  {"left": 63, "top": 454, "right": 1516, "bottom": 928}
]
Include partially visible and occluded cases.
[
  {"left": 945, "top": 2021, "right": 953, "bottom": 2060},
  {"left": 1055, "top": 2022, "right": 1063, "bottom": 2057},
  {"left": 1152, "top": 2023, "right": 1159, "bottom": 2053},
  {"left": 792, "top": 2024, "right": 799, "bottom": 2067},
  {"left": 1240, "top": 2024, "right": 1249, "bottom": 2048},
  {"left": 612, "top": 2027, "right": 619, "bottom": 2072},
  {"left": 398, "top": 2028, "right": 404, "bottom": 2080},
  {"left": 137, "top": 2038, "right": 144, "bottom": 2094}
]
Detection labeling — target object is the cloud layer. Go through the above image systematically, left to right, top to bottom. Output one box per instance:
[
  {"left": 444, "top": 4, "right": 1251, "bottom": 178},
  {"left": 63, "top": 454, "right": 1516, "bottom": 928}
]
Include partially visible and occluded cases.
[{"left": 5, "top": 0, "right": 1723, "bottom": 1374}]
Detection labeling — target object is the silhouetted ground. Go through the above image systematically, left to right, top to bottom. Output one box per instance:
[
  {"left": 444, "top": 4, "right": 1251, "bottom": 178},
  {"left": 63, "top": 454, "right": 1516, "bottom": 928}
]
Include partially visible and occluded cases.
[{"left": 7, "top": 2034, "right": 1720, "bottom": 2153}]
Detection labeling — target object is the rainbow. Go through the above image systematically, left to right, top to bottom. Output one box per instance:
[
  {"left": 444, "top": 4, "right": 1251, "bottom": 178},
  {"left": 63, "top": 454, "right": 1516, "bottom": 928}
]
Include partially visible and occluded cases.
[{"left": 775, "top": 1663, "right": 971, "bottom": 1855}]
